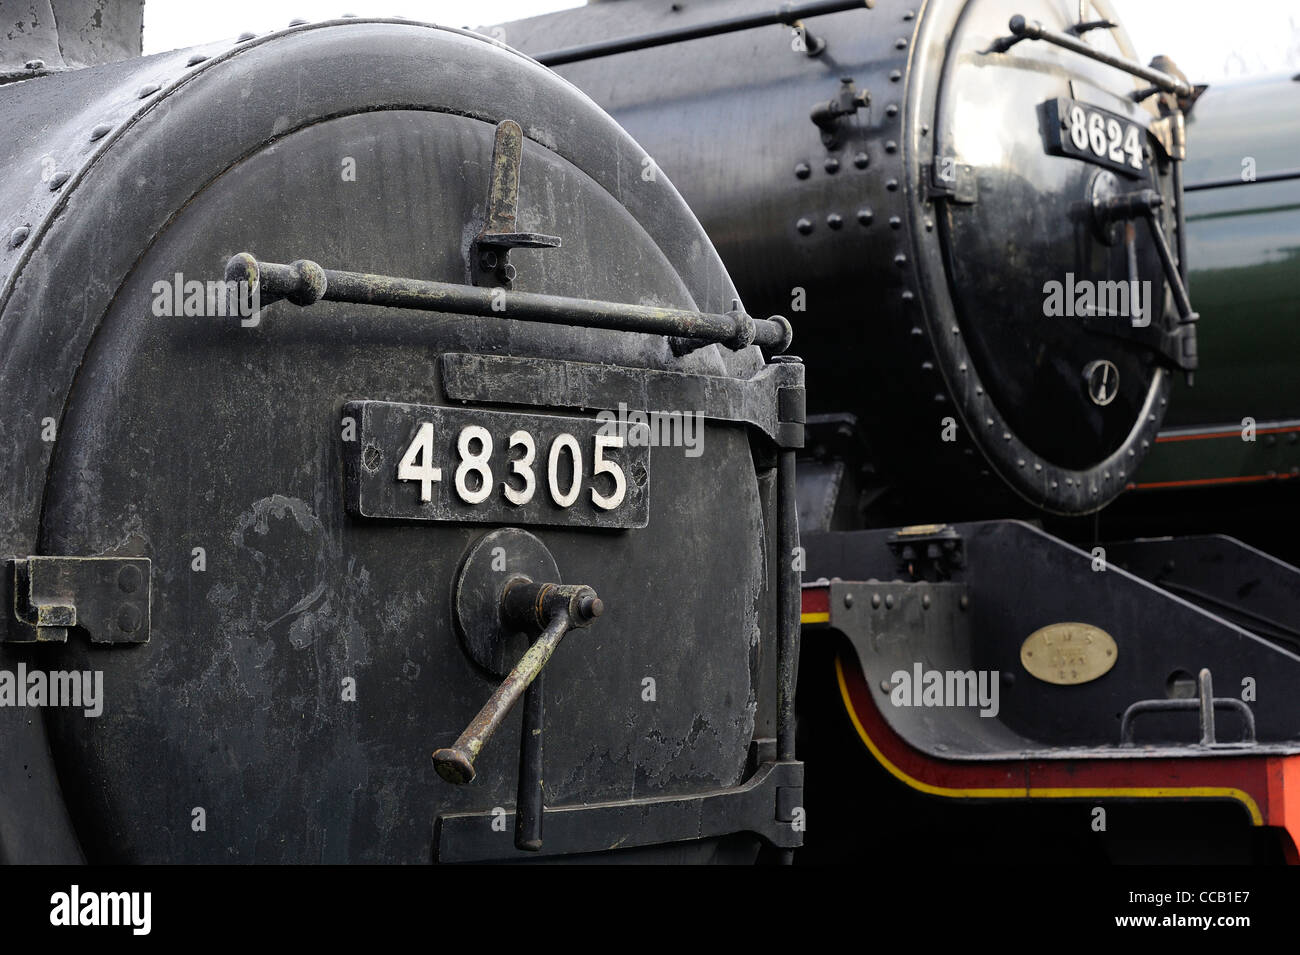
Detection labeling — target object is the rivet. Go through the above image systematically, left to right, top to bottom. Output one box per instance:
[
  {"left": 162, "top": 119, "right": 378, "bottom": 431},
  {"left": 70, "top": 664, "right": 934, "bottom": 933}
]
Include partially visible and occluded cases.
[
  {"left": 904, "top": 10, "right": 915, "bottom": 20},
  {"left": 289, "top": 18, "right": 308, "bottom": 25},
  {"left": 237, "top": 31, "right": 257, "bottom": 41},
  {"left": 895, "top": 37, "right": 908, "bottom": 49},
  {"left": 186, "top": 53, "right": 208, "bottom": 66},
  {"left": 24, "top": 59, "right": 45, "bottom": 71},
  {"left": 889, "top": 69, "right": 902, "bottom": 82},
  {"left": 137, "top": 83, "right": 161, "bottom": 98},
  {"left": 886, "top": 104, "right": 899, "bottom": 117},
  {"left": 89, "top": 123, "right": 112, "bottom": 141},
  {"left": 921, "top": 123, "right": 930, "bottom": 135},
  {"left": 885, "top": 140, "right": 898, "bottom": 154},
  {"left": 853, "top": 151, "right": 869, "bottom": 169},
  {"left": 824, "top": 156, "right": 840, "bottom": 173},
  {"left": 794, "top": 161, "right": 811, "bottom": 179},
  {"left": 48, "top": 171, "right": 70, "bottom": 191},
  {"left": 886, "top": 178, "right": 899, "bottom": 191},
  {"left": 857, "top": 208, "right": 873, "bottom": 226},
  {"left": 827, "top": 213, "right": 843, "bottom": 229},
  {"left": 889, "top": 215, "right": 901, "bottom": 229},
  {"left": 796, "top": 217, "right": 814, "bottom": 235},
  {"left": 924, "top": 218, "right": 934, "bottom": 231},
  {"left": 9, "top": 226, "right": 30, "bottom": 248},
  {"left": 894, "top": 253, "right": 907, "bottom": 266},
  {"left": 901, "top": 290, "right": 915, "bottom": 302},
  {"left": 952, "top": 325, "right": 960, "bottom": 334},
  {"left": 910, "top": 326, "right": 923, "bottom": 336},
  {"left": 921, "top": 362, "right": 934, "bottom": 371},
  {"left": 959, "top": 363, "right": 968, "bottom": 373},
  {"left": 976, "top": 386, "right": 983, "bottom": 396},
  {"left": 985, "top": 418, "right": 994, "bottom": 427},
  {"left": 1003, "top": 432, "right": 1012, "bottom": 441},
  {"left": 1017, "top": 458, "right": 1025, "bottom": 467},
  {"left": 1034, "top": 463, "right": 1042, "bottom": 472},
  {"left": 117, "top": 564, "right": 142, "bottom": 594},
  {"left": 844, "top": 592, "right": 854, "bottom": 608},
  {"left": 871, "top": 593, "right": 881, "bottom": 609},
  {"left": 921, "top": 593, "right": 931, "bottom": 609},
  {"left": 885, "top": 594, "right": 895, "bottom": 609},
  {"left": 959, "top": 594, "right": 969, "bottom": 610},
  {"left": 118, "top": 604, "right": 142, "bottom": 634},
  {"left": 880, "top": 679, "right": 892, "bottom": 692}
]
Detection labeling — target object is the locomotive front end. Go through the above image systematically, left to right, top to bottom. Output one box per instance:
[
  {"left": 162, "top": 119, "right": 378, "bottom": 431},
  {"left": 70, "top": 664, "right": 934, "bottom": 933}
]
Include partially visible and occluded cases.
[{"left": 0, "top": 19, "right": 803, "bottom": 864}]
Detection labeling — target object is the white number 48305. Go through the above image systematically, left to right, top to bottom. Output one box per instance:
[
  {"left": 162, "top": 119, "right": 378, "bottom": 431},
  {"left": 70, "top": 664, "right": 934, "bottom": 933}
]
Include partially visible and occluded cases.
[{"left": 397, "top": 423, "right": 627, "bottom": 511}]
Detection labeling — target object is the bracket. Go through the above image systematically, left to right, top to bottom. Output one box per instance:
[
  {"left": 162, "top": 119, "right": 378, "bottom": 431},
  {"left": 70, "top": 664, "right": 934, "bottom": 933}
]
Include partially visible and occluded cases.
[{"left": 7, "top": 556, "right": 151, "bottom": 644}]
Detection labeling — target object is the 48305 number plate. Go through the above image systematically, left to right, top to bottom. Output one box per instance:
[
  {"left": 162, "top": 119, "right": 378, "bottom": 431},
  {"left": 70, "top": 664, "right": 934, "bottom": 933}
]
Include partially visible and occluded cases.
[
  {"left": 1044, "top": 97, "right": 1148, "bottom": 177},
  {"left": 344, "top": 400, "right": 649, "bottom": 529}
]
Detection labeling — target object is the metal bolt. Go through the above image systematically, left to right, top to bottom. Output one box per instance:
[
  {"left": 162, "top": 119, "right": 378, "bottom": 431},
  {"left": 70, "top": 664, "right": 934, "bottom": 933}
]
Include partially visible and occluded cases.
[
  {"left": 479, "top": 249, "right": 498, "bottom": 270},
  {"left": 500, "top": 262, "right": 517, "bottom": 283},
  {"left": 117, "top": 564, "right": 142, "bottom": 594},
  {"left": 118, "top": 604, "right": 142, "bottom": 634}
]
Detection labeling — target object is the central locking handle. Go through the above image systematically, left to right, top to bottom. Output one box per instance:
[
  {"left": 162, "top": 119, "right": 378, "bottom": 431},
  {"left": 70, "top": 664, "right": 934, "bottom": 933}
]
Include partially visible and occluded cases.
[{"left": 433, "top": 577, "right": 603, "bottom": 851}]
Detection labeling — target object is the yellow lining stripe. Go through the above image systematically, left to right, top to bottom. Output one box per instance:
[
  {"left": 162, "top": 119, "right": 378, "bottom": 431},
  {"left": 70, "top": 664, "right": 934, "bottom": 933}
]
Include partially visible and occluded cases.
[
  {"left": 800, "top": 612, "right": 829, "bottom": 624},
  {"left": 834, "top": 656, "right": 1264, "bottom": 825}
]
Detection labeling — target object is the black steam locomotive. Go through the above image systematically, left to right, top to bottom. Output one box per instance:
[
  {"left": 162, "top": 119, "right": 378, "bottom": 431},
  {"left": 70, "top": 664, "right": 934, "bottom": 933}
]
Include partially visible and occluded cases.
[
  {"left": 496, "top": 0, "right": 1300, "bottom": 863},
  {"left": 0, "top": 9, "right": 802, "bottom": 863}
]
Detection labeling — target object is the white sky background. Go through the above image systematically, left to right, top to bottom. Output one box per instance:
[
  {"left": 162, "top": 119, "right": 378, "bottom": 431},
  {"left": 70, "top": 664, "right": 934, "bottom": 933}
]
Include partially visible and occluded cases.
[{"left": 142, "top": 1, "right": 1300, "bottom": 84}]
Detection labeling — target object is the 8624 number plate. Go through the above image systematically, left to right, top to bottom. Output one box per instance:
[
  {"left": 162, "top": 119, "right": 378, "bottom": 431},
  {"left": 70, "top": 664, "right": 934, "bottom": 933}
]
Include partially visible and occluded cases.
[
  {"left": 1044, "top": 97, "right": 1147, "bottom": 177},
  {"left": 344, "top": 400, "right": 649, "bottom": 529}
]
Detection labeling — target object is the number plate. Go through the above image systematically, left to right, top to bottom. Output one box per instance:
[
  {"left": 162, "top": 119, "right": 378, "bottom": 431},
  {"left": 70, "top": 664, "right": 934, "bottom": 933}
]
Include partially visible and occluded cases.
[
  {"left": 1044, "top": 98, "right": 1147, "bottom": 177},
  {"left": 343, "top": 400, "right": 650, "bottom": 529}
]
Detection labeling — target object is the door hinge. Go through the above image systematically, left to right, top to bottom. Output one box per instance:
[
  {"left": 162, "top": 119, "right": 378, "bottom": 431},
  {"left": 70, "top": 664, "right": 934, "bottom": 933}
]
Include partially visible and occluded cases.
[{"left": 7, "top": 556, "right": 151, "bottom": 644}]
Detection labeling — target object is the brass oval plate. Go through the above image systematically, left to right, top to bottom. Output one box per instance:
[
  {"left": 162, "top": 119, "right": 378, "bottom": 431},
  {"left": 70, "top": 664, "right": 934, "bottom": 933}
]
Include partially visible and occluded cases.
[{"left": 1020, "top": 623, "right": 1118, "bottom": 686}]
